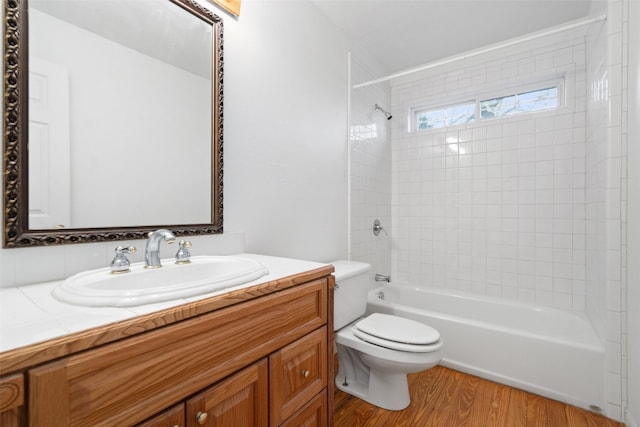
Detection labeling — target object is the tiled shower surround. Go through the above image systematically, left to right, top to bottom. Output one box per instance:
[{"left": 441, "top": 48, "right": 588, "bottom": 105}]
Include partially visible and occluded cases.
[
  {"left": 348, "top": 2, "right": 631, "bottom": 422},
  {"left": 380, "top": 7, "right": 629, "bottom": 419},
  {"left": 390, "top": 29, "right": 589, "bottom": 310}
]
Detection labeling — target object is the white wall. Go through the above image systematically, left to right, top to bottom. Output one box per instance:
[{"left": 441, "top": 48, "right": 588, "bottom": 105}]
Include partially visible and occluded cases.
[
  {"left": 0, "top": 0, "right": 351, "bottom": 287},
  {"left": 222, "top": 0, "right": 349, "bottom": 262},
  {"left": 626, "top": 0, "right": 640, "bottom": 424}
]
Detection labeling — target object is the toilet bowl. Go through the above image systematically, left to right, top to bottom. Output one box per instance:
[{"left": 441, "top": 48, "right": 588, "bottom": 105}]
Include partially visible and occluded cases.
[
  {"left": 332, "top": 261, "right": 443, "bottom": 411},
  {"left": 335, "top": 313, "right": 443, "bottom": 410}
]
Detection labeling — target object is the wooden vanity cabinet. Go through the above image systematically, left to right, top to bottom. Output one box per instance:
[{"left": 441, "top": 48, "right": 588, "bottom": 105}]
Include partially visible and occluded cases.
[{"left": 25, "top": 276, "right": 334, "bottom": 427}]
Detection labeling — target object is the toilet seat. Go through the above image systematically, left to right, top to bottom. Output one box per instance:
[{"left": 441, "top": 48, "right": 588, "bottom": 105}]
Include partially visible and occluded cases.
[{"left": 353, "top": 313, "right": 441, "bottom": 353}]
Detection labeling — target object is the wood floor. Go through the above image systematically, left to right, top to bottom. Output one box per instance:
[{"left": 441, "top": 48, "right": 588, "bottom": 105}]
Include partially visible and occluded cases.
[{"left": 333, "top": 366, "right": 624, "bottom": 427}]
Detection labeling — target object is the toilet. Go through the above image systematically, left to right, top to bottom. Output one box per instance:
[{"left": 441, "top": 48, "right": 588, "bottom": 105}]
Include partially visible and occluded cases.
[{"left": 332, "top": 260, "right": 442, "bottom": 411}]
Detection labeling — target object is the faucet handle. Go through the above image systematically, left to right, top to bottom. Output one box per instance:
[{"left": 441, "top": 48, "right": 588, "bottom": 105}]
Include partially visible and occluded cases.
[
  {"left": 373, "top": 219, "right": 388, "bottom": 236},
  {"left": 175, "top": 240, "right": 192, "bottom": 265},
  {"left": 111, "top": 245, "right": 136, "bottom": 274},
  {"left": 116, "top": 245, "right": 136, "bottom": 254}
]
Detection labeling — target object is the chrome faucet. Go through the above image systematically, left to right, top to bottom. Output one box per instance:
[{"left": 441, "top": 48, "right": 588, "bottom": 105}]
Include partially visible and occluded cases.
[
  {"left": 144, "top": 229, "right": 176, "bottom": 269},
  {"left": 375, "top": 273, "right": 391, "bottom": 283}
]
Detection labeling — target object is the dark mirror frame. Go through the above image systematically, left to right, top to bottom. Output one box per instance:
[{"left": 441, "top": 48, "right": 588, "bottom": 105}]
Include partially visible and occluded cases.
[{"left": 3, "top": 0, "right": 224, "bottom": 248}]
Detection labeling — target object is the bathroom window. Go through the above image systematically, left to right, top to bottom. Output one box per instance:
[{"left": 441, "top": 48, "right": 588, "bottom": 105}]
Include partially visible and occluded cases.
[
  {"left": 412, "top": 82, "right": 561, "bottom": 131},
  {"left": 480, "top": 87, "right": 558, "bottom": 119},
  {"left": 415, "top": 101, "right": 476, "bottom": 130}
]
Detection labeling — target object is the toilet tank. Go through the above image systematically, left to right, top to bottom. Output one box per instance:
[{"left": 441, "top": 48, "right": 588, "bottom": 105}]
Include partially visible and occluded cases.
[{"left": 331, "top": 260, "right": 371, "bottom": 330}]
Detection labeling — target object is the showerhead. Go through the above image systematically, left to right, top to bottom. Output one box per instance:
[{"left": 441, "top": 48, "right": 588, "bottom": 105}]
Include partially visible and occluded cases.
[{"left": 374, "top": 104, "right": 392, "bottom": 120}]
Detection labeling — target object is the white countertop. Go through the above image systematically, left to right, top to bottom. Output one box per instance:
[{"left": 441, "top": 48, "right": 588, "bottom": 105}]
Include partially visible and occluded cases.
[{"left": 0, "top": 254, "right": 330, "bottom": 353}]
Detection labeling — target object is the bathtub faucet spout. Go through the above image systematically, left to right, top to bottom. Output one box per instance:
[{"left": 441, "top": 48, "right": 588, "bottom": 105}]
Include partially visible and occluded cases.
[{"left": 375, "top": 274, "right": 391, "bottom": 283}]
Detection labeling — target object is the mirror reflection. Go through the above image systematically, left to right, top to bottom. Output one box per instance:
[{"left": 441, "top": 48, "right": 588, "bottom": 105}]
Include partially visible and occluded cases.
[
  {"left": 2, "top": 0, "right": 223, "bottom": 247},
  {"left": 29, "top": 0, "right": 212, "bottom": 229}
]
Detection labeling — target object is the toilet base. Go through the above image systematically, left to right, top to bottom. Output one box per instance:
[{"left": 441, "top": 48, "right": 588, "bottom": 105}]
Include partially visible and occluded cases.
[
  {"left": 335, "top": 324, "right": 442, "bottom": 411},
  {"left": 336, "top": 370, "right": 410, "bottom": 410}
]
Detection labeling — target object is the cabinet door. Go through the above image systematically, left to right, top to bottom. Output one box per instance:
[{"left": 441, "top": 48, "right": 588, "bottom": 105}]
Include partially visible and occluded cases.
[
  {"left": 269, "top": 327, "right": 327, "bottom": 426},
  {"left": 186, "top": 359, "right": 268, "bottom": 427},
  {"left": 0, "top": 374, "right": 25, "bottom": 427},
  {"left": 280, "top": 390, "right": 327, "bottom": 427},
  {"left": 136, "top": 403, "right": 184, "bottom": 427}
]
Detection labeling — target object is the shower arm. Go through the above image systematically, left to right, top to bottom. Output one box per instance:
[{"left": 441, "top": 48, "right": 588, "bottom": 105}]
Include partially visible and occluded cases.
[{"left": 374, "top": 104, "right": 393, "bottom": 120}]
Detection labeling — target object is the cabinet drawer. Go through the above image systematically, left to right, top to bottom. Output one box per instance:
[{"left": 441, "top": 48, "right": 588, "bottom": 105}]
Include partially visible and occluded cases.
[
  {"left": 29, "top": 279, "right": 327, "bottom": 427},
  {"left": 269, "top": 327, "right": 327, "bottom": 425},
  {"left": 280, "top": 389, "right": 327, "bottom": 427}
]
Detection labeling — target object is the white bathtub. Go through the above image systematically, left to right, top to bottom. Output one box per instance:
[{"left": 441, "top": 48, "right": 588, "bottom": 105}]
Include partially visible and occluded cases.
[{"left": 366, "top": 284, "right": 605, "bottom": 412}]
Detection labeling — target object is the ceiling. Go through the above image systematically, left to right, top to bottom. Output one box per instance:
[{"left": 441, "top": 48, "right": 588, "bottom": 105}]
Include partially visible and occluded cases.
[{"left": 311, "top": 0, "right": 594, "bottom": 77}]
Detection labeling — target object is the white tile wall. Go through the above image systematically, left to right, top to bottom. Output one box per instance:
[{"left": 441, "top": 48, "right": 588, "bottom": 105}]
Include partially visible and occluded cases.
[
  {"left": 585, "top": 0, "right": 628, "bottom": 420},
  {"left": 624, "top": 0, "right": 640, "bottom": 424},
  {"left": 390, "top": 29, "right": 589, "bottom": 311},
  {"left": 349, "top": 54, "right": 392, "bottom": 282}
]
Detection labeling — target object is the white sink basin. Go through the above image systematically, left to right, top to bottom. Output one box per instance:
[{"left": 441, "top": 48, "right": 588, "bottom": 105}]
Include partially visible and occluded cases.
[{"left": 53, "top": 256, "right": 269, "bottom": 307}]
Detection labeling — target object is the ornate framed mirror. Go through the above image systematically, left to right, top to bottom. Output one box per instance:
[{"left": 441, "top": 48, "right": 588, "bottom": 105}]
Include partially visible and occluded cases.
[{"left": 3, "top": 0, "right": 223, "bottom": 247}]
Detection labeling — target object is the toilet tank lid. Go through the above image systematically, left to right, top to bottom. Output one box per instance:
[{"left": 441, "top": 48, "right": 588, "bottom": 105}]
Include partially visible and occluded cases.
[{"left": 330, "top": 260, "right": 371, "bottom": 281}]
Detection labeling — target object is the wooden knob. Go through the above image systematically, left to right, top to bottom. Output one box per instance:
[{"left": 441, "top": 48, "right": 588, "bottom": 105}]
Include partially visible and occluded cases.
[
  {"left": 302, "top": 369, "right": 310, "bottom": 378},
  {"left": 196, "top": 411, "right": 208, "bottom": 425}
]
